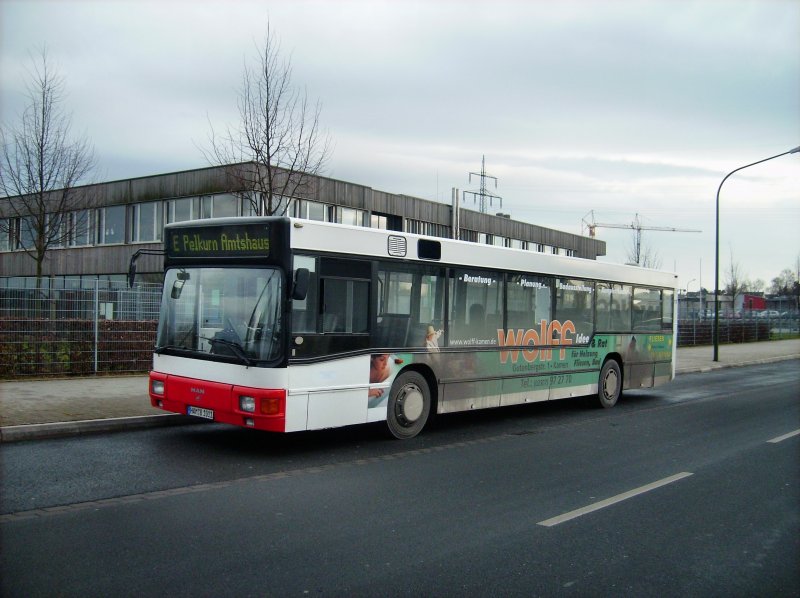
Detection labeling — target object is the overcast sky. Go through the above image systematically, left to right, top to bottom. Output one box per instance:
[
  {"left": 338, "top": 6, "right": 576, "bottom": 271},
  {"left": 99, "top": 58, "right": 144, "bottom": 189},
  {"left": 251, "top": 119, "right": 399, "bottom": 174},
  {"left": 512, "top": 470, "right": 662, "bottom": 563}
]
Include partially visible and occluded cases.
[{"left": 2, "top": 0, "right": 798, "bottom": 292}]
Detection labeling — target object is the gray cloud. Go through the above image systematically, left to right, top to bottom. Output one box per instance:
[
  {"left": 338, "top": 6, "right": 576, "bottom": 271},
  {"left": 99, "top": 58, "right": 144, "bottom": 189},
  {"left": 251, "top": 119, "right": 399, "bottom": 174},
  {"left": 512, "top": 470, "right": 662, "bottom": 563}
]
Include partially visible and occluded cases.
[{"left": 1, "top": 0, "right": 798, "bottom": 288}]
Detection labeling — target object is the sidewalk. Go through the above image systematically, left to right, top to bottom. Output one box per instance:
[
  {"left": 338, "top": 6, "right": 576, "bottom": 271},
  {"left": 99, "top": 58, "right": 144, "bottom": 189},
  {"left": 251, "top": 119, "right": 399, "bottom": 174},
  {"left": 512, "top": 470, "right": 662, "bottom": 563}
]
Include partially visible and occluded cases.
[{"left": 1, "top": 339, "right": 798, "bottom": 442}]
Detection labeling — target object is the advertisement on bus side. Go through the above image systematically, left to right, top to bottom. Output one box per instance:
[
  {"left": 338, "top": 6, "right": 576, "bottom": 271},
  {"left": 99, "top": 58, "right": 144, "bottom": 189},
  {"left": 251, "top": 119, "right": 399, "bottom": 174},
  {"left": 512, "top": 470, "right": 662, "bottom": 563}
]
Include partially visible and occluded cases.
[{"left": 366, "top": 327, "right": 673, "bottom": 415}]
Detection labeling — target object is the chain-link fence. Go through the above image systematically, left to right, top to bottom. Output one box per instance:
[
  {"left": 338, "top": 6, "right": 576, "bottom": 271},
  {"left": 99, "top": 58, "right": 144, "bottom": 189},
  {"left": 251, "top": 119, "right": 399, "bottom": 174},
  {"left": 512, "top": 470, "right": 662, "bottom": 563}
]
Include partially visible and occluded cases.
[
  {"left": 2, "top": 279, "right": 798, "bottom": 378},
  {"left": 0, "top": 281, "right": 162, "bottom": 379},
  {"left": 677, "top": 312, "right": 800, "bottom": 346}
]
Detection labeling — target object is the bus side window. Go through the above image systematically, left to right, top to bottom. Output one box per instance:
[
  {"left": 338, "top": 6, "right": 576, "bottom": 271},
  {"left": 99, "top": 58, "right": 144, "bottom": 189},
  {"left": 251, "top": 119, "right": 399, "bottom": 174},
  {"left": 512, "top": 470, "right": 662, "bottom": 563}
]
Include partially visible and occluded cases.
[
  {"left": 292, "top": 255, "right": 318, "bottom": 333},
  {"left": 375, "top": 262, "right": 445, "bottom": 349},
  {"left": 448, "top": 269, "right": 502, "bottom": 345},
  {"left": 507, "top": 274, "right": 553, "bottom": 331},
  {"left": 322, "top": 278, "right": 369, "bottom": 334},
  {"left": 555, "top": 279, "right": 594, "bottom": 340},
  {"left": 596, "top": 283, "right": 631, "bottom": 332},
  {"left": 632, "top": 287, "right": 661, "bottom": 331},
  {"left": 661, "top": 289, "right": 674, "bottom": 331}
]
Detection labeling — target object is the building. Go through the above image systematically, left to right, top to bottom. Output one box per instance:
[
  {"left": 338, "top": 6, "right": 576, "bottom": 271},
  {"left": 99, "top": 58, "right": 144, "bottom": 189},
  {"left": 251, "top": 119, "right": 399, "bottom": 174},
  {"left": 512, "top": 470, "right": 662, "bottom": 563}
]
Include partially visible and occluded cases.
[
  {"left": 0, "top": 162, "right": 606, "bottom": 288},
  {"left": 735, "top": 293, "right": 766, "bottom": 313}
]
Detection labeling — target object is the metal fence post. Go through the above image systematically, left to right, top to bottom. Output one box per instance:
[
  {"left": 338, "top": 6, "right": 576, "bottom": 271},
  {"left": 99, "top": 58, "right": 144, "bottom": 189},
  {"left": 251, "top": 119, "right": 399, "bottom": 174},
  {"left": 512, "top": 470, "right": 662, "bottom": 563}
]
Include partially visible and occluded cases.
[{"left": 94, "top": 279, "right": 99, "bottom": 374}]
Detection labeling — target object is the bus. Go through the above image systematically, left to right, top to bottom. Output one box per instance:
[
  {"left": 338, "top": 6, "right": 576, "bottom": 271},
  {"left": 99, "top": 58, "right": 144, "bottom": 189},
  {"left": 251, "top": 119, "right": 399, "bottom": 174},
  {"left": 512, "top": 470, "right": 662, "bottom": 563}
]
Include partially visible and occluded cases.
[{"left": 133, "top": 217, "right": 678, "bottom": 439}]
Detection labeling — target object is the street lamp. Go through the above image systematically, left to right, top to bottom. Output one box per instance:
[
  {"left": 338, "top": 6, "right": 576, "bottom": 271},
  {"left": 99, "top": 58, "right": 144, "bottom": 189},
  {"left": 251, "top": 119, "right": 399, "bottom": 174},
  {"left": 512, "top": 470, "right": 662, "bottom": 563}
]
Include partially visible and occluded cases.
[
  {"left": 714, "top": 145, "right": 800, "bottom": 361},
  {"left": 681, "top": 278, "right": 696, "bottom": 319}
]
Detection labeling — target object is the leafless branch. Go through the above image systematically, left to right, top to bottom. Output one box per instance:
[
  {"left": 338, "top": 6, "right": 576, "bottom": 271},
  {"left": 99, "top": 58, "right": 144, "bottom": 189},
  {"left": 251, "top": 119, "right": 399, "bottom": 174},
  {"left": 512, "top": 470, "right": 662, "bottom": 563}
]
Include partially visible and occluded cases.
[
  {"left": 201, "top": 21, "right": 331, "bottom": 216},
  {"left": 0, "top": 47, "right": 96, "bottom": 281}
]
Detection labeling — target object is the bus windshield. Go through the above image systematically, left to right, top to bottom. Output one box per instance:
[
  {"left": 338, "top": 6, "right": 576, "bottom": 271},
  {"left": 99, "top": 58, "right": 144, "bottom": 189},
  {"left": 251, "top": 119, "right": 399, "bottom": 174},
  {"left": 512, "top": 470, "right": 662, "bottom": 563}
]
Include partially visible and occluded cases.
[{"left": 156, "top": 266, "right": 284, "bottom": 364}]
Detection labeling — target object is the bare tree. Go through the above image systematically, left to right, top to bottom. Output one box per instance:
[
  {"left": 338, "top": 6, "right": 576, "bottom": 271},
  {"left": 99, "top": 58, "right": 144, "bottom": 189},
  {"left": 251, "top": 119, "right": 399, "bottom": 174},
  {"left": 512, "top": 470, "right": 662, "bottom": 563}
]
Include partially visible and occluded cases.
[
  {"left": 203, "top": 22, "right": 331, "bottom": 216},
  {"left": 0, "top": 48, "right": 96, "bottom": 284},
  {"left": 627, "top": 230, "right": 662, "bottom": 269},
  {"left": 723, "top": 249, "right": 748, "bottom": 307},
  {"left": 769, "top": 267, "right": 797, "bottom": 295},
  {"left": 748, "top": 278, "right": 765, "bottom": 294}
]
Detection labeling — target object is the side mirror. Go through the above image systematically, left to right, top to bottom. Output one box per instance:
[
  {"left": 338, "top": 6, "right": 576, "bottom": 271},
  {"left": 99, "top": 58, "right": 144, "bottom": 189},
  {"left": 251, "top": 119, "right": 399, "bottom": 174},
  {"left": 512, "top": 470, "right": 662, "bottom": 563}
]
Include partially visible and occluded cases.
[
  {"left": 128, "top": 248, "right": 165, "bottom": 288},
  {"left": 127, "top": 260, "right": 137, "bottom": 289},
  {"left": 292, "top": 268, "right": 310, "bottom": 301},
  {"left": 171, "top": 271, "right": 190, "bottom": 299},
  {"left": 170, "top": 279, "right": 185, "bottom": 299}
]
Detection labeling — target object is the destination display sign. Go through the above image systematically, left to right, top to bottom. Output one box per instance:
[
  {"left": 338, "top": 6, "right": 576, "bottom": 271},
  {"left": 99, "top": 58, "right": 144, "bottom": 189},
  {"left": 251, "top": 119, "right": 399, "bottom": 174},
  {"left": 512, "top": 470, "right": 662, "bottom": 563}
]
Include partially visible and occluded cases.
[{"left": 166, "top": 223, "right": 271, "bottom": 258}]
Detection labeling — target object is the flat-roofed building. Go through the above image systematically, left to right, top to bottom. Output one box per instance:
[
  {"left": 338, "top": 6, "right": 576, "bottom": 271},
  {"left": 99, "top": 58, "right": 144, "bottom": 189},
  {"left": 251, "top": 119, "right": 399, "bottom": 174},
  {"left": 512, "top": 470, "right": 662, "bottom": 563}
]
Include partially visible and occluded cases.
[{"left": 0, "top": 162, "right": 605, "bottom": 289}]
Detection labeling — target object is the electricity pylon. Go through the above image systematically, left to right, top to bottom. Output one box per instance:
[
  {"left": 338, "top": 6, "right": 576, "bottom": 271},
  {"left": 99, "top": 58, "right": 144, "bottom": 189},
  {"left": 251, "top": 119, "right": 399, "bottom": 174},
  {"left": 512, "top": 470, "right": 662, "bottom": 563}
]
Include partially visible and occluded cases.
[{"left": 464, "top": 155, "right": 502, "bottom": 214}]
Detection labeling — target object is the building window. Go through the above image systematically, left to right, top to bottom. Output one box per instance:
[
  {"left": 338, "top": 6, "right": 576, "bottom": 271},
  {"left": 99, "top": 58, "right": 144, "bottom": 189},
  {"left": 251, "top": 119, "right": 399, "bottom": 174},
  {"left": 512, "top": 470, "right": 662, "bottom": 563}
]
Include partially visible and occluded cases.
[
  {"left": 242, "top": 193, "right": 292, "bottom": 216},
  {"left": 201, "top": 194, "right": 238, "bottom": 219},
  {"left": 214, "top": 195, "right": 239, "bottom": 218},
  {"left": 241, "top": 195, "right": 257, "bottom": 217},
  {"left": 168, "top": 197, "right": 197, "bottom": 223},
  {"left": 200, "top": 197, "right": 211, "bottom": 219},
  {"left": 295, "top": 199, "right": 328, "bottom": 222},
  {"left": 131, "top": 201, "right": 163, "bottom": 243},
  {"left": 308, "top": 201, "right": 328, "bottom": 221},
  {"left": 99, "top": 205, "right": 126, "bottom": 244},
  {"left": 336, "top": 206, "right": 365, "bottom": 227},
  {"left": 70, "top": 210, "right": 93, "bottom": 246},
  {"left": 46, "top": 213, "right": 66, "bottom": 248},
  {"left": 371, "top": 214, "right": 387, "bottom": 229},
  {"left": 7, "top": 217, "right": 26, "bottom": 250},
  {"left": 19, "top": 217, "right": 36, "bottom": 250},
  {"left": 0, "top": 219, "right": 9, "bottom": 252},
  {"left": 404, "top": 219, "right": 450, "bottom": 239},
  {"left": 460, "top": 230, "right": 478, "bottom": 243}
]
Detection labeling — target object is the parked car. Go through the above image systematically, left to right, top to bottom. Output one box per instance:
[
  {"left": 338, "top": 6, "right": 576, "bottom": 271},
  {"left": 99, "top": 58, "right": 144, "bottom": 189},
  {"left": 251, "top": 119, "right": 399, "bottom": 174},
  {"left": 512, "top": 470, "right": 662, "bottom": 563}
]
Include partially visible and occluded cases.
[{"left": 756, "top": 310, "right": 781, "bottom": 319}]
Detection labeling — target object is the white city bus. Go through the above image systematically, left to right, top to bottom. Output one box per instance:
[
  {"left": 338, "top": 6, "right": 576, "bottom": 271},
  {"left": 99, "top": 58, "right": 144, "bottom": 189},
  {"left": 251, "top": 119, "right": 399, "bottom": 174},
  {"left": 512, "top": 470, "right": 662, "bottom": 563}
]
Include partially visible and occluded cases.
[{"left": 137, "top": 217, "right": 678, "bottom": 439}]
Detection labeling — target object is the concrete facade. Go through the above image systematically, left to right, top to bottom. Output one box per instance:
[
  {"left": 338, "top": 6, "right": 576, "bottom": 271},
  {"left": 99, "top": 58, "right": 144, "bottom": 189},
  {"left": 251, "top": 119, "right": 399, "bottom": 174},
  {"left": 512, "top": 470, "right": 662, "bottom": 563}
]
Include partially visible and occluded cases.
[{"left": 1, "top": 162, "right": 606, "bottom": 285}]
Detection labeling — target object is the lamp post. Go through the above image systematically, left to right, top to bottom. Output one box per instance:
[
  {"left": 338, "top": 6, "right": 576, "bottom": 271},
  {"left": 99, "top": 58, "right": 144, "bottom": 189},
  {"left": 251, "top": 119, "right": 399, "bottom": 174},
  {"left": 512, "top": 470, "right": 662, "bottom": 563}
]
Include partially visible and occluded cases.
[
  {"left": 714, "top": 146, "right": 800, "bottom": 361},
  {"left": 681, "top": 278, "right": 696, "bottom": 320}
]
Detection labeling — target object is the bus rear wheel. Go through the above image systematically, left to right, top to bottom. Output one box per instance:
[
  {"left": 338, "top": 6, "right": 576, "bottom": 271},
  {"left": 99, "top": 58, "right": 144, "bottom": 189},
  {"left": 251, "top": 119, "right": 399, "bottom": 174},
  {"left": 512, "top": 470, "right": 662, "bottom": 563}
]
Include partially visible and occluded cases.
[
  {"left": 597, "top": 359, "right": 622, "bottom": 408},
  {"left": 386, "top": 371, "right": 431, "bottom": 439}
]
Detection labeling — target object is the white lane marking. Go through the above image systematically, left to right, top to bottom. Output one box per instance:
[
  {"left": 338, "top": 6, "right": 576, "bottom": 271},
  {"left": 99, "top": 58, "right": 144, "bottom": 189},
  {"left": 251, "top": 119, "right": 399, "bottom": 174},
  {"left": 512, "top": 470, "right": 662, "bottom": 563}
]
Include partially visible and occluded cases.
[
  {"left": 767, "top": 429, "right": 800, "bottom": 444},
  {"left": 537, "top": 472, "right": 694, "bottom": 527}
]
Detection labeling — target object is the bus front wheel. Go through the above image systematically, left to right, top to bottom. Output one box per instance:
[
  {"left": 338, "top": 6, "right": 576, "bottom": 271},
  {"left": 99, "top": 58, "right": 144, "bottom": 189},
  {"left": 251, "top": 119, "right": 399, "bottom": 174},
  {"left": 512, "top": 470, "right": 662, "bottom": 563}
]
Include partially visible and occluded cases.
[
  {"left": 597, "top": 359, "right": 622, "bottom": 408},
  {"left": 386, "top": 371, "right": 431, "bottom": 439}
]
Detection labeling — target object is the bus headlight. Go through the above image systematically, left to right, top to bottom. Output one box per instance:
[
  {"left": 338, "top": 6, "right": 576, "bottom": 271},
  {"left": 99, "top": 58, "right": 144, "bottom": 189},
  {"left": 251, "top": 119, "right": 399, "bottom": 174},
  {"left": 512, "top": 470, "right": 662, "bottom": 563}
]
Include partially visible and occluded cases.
[
  {"left": 151, "top": 380, "right": 165, "bottom": 395},
  {"left": 239, "top": 396, "right": 256, "bottom": 413}
]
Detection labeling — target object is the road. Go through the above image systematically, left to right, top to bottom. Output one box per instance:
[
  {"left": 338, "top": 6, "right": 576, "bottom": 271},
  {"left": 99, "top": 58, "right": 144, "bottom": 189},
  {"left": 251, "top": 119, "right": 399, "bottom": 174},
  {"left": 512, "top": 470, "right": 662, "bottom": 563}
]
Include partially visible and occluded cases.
[{"left": 2, "top": 362, "right": 799, "bottom": 597}]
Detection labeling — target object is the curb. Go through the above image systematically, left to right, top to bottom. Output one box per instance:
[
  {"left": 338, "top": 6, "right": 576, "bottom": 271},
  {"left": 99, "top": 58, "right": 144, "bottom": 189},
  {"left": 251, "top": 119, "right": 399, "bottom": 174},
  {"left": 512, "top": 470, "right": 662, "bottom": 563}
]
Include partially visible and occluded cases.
[
  {"left": 676, "top": 354, "right": 800, "bottom": 375},
  {"left": 2, "top": 355, "right": 797, "bottom": 443},
  {"left": 0, "top": 413, "right": 201, "bottom": 443}
]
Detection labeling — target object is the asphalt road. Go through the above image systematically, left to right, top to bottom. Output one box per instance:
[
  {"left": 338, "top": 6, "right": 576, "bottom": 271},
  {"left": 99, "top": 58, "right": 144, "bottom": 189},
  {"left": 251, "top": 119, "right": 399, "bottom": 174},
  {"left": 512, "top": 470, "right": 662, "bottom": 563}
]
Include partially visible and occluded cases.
[{"left": 2, "top": 362, "right": 799, "bottom": 597}]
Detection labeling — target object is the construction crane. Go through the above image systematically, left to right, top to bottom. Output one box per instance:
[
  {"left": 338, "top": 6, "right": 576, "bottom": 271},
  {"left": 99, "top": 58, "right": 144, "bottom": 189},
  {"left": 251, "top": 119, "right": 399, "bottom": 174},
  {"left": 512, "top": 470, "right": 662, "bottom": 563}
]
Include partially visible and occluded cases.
[{"left": 581, "top": 211, "right": 701, "bottom": 266}]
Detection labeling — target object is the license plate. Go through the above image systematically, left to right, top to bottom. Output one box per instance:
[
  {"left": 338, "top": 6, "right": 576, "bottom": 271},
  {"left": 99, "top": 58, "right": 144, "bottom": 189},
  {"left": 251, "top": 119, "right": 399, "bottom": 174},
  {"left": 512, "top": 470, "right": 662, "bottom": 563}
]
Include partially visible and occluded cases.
[{"left": 187, "top": 405, "right": 214, "bottom": 420}]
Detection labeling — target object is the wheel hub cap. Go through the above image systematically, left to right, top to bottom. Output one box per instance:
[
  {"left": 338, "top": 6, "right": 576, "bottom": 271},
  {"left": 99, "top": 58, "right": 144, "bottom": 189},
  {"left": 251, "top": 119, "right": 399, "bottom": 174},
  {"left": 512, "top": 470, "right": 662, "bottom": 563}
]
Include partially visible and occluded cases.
[
  {"left": 604, "top": 370, "right": 618, "bottom": 397},
  {"left": 401, "top": 386, "right": 424, "bottom": 422}
]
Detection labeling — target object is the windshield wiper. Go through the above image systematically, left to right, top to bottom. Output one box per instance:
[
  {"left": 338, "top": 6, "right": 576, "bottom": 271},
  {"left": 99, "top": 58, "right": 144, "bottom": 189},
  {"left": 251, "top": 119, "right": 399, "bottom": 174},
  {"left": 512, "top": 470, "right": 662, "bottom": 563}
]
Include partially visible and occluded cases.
[
  {"left": 176, "top": 323, "right": 197, "bottom": 348},
  {"left": 199, "top": 335, "right": 255, "bottom": 367},
  {"left": 155, "top": 344, "right": 193, "bottom": 354}
]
